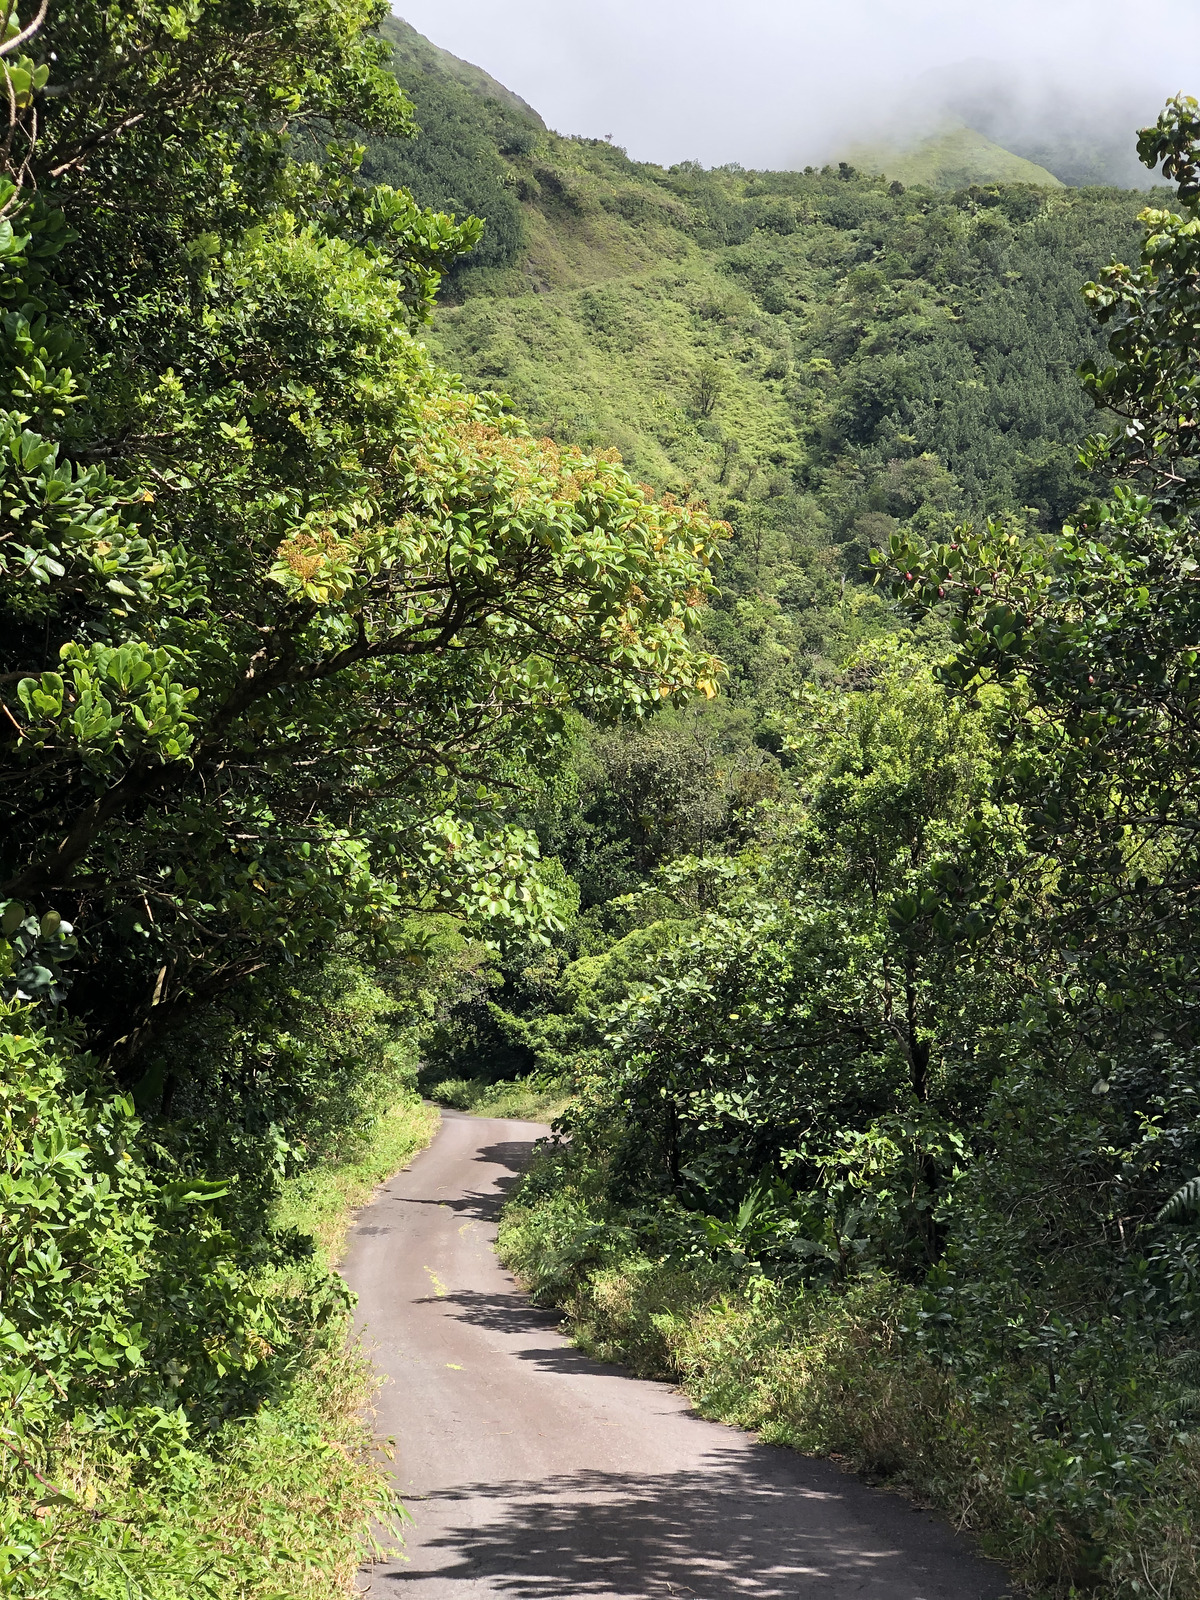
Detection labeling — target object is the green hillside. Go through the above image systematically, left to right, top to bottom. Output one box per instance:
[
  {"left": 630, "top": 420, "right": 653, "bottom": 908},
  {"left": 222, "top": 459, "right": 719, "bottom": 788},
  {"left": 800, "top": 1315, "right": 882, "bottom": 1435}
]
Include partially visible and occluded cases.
[
  {"left": 381, "top": 13, "right": 544, "bottom": 125},
  {"left": 361, "top": 16, "right": 545, "bottom": 272},
  {"left": 370, "top": 19, "right": 1150, "bottom": 702},
  {"left": 846, "top": 119, "right": 1064, "bottom": 189}
]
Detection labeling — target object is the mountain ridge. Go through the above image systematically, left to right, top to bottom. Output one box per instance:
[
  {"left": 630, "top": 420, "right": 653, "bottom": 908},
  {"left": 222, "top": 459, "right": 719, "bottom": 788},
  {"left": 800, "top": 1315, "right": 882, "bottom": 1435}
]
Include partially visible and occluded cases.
[
  {"left": 382, "top": 13, "right": 545, "bottom": 127},
  {"left": 368, "top": 14, "right": 1153, "bottom": 710},
  {"left": 372, "top": 17, "right": 1148, "bottom": 535},
  {"left": 845, "top": 119, "right": 1064, "bottom": 189}
]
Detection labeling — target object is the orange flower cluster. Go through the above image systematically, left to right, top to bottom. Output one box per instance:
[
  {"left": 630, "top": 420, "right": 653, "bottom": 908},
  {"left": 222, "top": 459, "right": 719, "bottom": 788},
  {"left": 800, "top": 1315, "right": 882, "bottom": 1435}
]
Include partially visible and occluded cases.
[
  {"left": 411, "top": 399, "right": 625, "bottom": 509},
  {"left": 275, "top": 525, "right": 355, "bottom": 582}
]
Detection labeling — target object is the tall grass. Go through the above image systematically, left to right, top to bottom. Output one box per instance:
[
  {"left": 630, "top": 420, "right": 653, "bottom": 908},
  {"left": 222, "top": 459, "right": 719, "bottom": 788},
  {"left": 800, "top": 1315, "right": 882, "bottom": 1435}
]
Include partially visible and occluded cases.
[
  {"left": 420, "top": 1072, "right": 572, "bottom": 1124},
  {"left": 274, "top": 1094, "right": 440, "bottom": 1266}
]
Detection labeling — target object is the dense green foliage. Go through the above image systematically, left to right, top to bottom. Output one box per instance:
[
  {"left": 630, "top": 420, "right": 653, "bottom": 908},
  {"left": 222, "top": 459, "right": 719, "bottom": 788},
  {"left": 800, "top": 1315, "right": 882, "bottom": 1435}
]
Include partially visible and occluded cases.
[
  {"left": 0, "top": 3, "right": 723, "bottom": 1592},
  {"left": 12, "top": 4, "right": 1200, "bottom": 1593},
  {"left": 360, "top": 16, "right": 539, "bottom": 279},
  {"left": 388, "top": 29, "right": 1159, "bottom": 1116},
  {"left": 361, "top": 63, "right": 1157, "bottom": 796},
  {"left": 398, "top": 65, "right": 1200, "bottom": 1596},
  {"left": 430, "top": 153, "right": 1147, "bottom": 539},
  {"left": 0, "top": 983, "right": 434, "bottom": 1594},
  {"left": 0, "top": 996, "right": 375, "bottom": 1592}
]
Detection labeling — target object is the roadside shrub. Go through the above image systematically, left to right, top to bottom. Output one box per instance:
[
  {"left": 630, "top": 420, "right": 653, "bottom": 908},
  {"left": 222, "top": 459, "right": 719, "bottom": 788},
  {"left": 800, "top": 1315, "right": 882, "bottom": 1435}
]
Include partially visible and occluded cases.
[{"left": 0, "top": 999, "right": 353, "bottom": 1592}]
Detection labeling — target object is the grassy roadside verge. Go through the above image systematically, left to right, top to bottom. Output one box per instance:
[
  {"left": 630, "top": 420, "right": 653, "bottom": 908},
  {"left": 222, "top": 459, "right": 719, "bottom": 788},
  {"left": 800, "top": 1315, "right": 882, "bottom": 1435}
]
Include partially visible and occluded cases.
[
  {"left": 419, "top": 1072, "right": 573, "bottom": 1124},
  {"left": 27, "top": 1092, "right": 440, "bottom": 1600},
  {"left": 275, "top": 1093, "right": 440, "bottom": 1267},
  {"left": 498, "top": 1189, "right": 1200, "bottom": 1599}
]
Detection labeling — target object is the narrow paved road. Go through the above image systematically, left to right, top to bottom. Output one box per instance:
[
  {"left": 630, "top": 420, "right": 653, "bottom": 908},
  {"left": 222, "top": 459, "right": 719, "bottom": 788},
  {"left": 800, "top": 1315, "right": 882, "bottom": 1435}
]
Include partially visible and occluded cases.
[{"left": 342, "top": 1109, "right": 1009, "bottom": 1600}]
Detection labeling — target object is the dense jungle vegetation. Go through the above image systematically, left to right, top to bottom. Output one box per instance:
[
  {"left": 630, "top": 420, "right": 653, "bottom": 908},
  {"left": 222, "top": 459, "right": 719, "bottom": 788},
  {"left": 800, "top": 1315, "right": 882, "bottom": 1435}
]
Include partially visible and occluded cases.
[
  {"left": 0, "top": 2, "right": 719, "bottom": 1592},
  {"left": 7, "top": 2, "right": 1200, "bottom": 1596},
  {"left": 372, "top": 20, "right": 1200, "bottom": 1598}
]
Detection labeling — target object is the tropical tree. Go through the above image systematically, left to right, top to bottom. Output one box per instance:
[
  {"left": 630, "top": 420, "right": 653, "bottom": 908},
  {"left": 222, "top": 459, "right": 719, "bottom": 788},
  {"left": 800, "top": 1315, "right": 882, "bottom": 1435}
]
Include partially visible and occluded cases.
[
  {"left": 0, "top": 1, "right": 723, "bottom": 1068},
  {"left": 577, "top": 653, "right": 1020, "bottom": 1272}
]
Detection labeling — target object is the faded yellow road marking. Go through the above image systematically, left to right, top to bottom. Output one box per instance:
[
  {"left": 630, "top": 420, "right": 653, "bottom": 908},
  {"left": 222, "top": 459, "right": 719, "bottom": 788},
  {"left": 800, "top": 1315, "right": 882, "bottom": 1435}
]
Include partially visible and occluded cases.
[{"left": 423, "top": 1265, "right": 448, "bottom": 1297}]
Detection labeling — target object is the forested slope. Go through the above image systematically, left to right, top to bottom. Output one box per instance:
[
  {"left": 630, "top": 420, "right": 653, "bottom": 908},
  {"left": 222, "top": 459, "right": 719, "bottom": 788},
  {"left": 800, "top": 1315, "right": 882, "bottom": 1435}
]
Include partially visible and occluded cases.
[
  {"left": 369, "top": 14, "right": 1154, "bottom": 715},
  {"left": 369, "top": 16, "right": 1162, "bottom": 1036}
]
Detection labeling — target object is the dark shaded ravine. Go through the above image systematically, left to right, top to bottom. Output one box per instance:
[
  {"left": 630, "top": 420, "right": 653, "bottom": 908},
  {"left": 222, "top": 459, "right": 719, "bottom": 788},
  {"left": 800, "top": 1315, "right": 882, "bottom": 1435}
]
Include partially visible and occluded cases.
[{"left": 342, "top": 1109, "right": 1010, "bottom": 1599}]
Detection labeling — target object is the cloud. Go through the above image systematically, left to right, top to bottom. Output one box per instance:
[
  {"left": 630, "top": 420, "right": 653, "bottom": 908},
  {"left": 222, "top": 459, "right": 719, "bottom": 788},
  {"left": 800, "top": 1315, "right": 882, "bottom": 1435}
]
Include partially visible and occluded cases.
[{"left": 391, "top": 0, "right": 1200, "bottom": 176}]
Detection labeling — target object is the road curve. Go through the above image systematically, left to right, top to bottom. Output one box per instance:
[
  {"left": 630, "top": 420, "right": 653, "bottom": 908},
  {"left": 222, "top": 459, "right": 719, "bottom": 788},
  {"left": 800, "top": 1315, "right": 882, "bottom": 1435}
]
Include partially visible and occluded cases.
[{"left": 341, "top": 1109, "right": 1009, "bottom": 1600}]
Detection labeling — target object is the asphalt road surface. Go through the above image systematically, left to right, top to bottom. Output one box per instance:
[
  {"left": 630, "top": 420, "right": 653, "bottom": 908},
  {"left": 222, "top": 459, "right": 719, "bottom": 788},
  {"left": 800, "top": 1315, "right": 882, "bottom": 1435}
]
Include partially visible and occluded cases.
[{"left": 341, "top": 1108, "right": 1010, "bottom": 1600}]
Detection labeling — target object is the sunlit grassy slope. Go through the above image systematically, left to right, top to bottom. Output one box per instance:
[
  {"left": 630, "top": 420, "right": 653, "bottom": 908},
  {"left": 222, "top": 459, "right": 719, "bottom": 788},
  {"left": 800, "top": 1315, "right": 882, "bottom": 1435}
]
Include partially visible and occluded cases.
[
  {"left": 376, "top": 16, "right": 1149, "bottom": 530},
  {"left": 369, "top": 17, "right": 1156, "bottom": 711},
  {"left": 847, "top": 120, "right": 1064, "bottom": 189}
]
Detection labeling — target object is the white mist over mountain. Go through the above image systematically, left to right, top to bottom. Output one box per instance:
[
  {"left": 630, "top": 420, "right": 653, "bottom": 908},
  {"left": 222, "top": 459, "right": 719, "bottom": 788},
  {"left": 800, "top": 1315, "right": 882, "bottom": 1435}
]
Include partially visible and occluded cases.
[{"left": 391, "top": 0, "right": 1200, "bottom": 181}]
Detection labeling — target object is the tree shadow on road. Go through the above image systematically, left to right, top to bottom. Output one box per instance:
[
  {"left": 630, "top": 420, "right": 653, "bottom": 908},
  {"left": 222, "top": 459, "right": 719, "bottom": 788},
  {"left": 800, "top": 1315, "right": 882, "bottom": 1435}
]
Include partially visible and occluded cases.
[
  {"left": 361, "top": 1135, "right": 539, "bottom": 1227},
  {"left": 472, "top": 1137, "right": 545, "bottom": 1176},
  {"left": 408, "top": 1288, "right": 647, "bottom": 1382},
  {"left": 409, "top": 1288, "right": 563, "bottom": 1336},
  {"left": 365, "top": 1446, "right": 1011, "bottom": 1599}
]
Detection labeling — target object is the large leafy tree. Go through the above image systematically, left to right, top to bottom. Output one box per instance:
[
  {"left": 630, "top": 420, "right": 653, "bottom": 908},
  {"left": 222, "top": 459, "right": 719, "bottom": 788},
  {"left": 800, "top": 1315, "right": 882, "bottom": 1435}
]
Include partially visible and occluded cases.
[
  {"left": 36, "top": 0, "right": 411, "bottom": 217},
  {"left": 0, "top": 3, "right": 722, "bottom": 1065}
]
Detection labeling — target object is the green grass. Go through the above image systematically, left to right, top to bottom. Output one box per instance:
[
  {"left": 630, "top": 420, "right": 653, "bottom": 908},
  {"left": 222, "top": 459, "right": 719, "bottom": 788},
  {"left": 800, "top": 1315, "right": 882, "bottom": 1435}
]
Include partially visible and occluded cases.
[
  {"left": 847, "top": 121, "right": 1064, "bottom": 189},
  {"left": 431, "top": 252, "right": 801, "bottom": 497},
  {"left": 421, "top": 1073, "right": 573, "bottom": 1124},
  {"left": 274, "top": 1092, "right": 440, "bottom": 1266},
  {"left": 498, "top": 1191, "right": 1200, "bottom": 1599},
  {"left": 34, "top": 1344, "right": 403, "bottom": 1600}
]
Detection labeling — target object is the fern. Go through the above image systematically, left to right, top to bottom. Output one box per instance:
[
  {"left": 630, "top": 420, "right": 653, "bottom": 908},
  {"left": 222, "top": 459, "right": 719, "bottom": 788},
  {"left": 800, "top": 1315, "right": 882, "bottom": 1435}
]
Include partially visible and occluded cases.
[
  {"left": 1157, "top": 1175, "right": 1200, "bottom": 1223},
  {"left": 1169, "top": 1347, "right": 1200, "bottom": 1380},
  {"left": 1167, "top": 1387, "right": 1200, "bottom": 1420}
]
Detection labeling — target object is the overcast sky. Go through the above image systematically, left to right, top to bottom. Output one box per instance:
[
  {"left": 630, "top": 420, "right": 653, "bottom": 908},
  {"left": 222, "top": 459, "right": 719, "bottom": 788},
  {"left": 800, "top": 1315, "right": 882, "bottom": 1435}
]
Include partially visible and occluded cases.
[{"left": 392, "top": 1, "right": 1200, "bottom": 170}]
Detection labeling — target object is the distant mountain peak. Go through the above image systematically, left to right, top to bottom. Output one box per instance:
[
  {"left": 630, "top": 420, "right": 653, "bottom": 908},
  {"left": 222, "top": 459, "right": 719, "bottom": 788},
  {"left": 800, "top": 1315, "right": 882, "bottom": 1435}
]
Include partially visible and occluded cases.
[{"left": 846, "top": 120, "right": 1063, "bottom": 190}]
